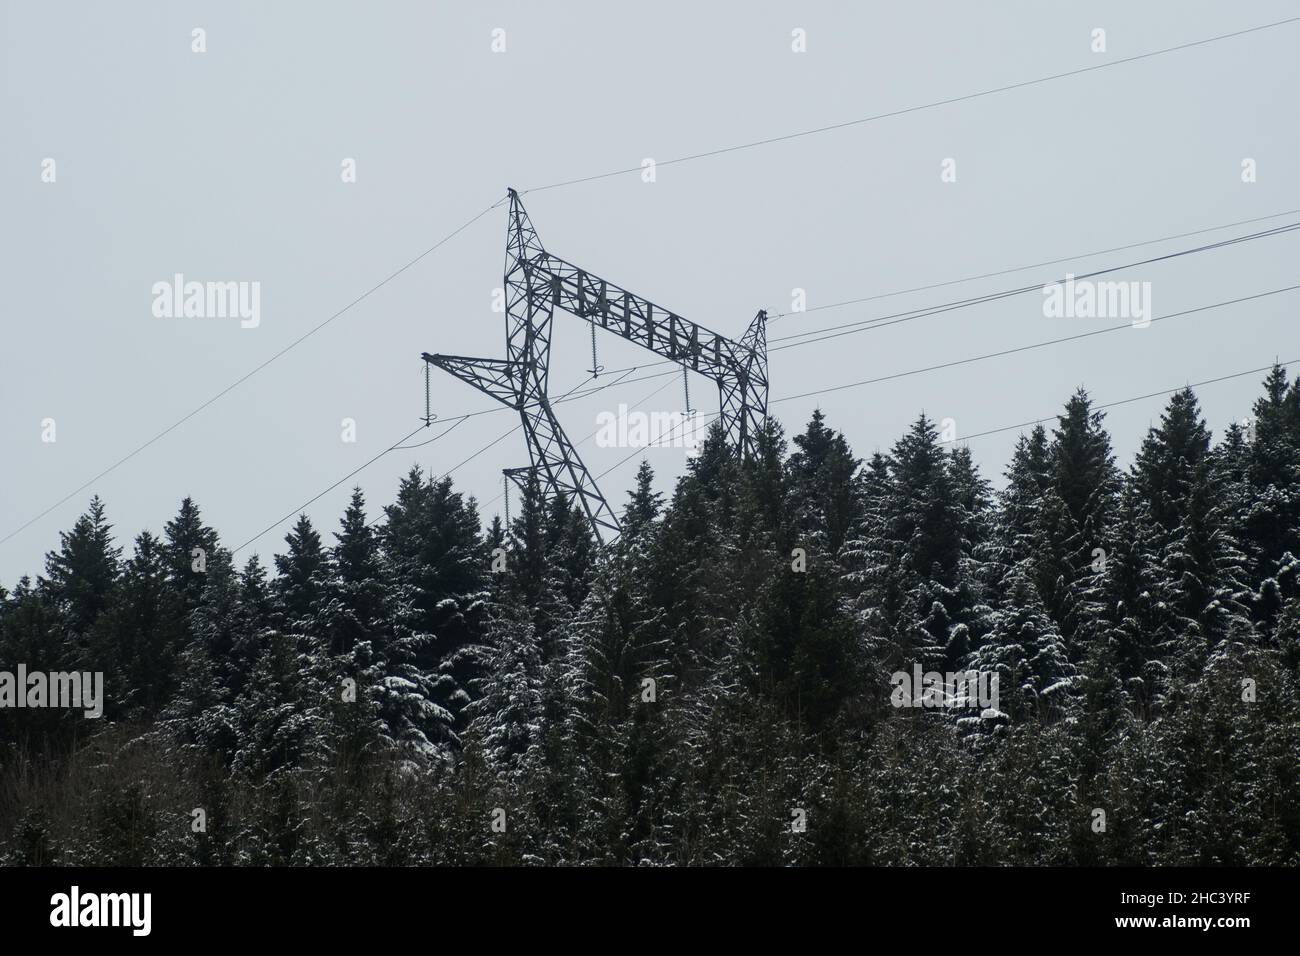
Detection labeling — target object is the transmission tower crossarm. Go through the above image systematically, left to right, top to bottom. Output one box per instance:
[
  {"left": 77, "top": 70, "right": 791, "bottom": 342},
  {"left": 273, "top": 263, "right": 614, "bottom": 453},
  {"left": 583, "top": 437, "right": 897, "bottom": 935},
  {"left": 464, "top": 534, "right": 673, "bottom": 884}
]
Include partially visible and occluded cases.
[
  {"left": 536, "top": 252, "right": 742, "bottom": 381},
  {"left": 421, "top": 352, "right": 521, "bottom": 409}
]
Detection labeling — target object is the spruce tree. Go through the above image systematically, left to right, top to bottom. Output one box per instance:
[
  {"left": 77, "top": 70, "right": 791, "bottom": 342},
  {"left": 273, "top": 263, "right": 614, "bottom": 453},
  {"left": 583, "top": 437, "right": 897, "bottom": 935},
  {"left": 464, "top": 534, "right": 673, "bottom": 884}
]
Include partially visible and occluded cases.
[
  {"left": 1242, "top": 365, "right": 1300, "bottom": 576},
  {"left": 1050, "top": 388, "right": 1118, "bottom": 539},
  {"left": 1132, "top": 388, "right": 1212, "bottom": 536},
  {"left": 787, "top": 409, "right": 861, "bottom": 556},
  {"left": 860, "top": 415, "right": 965, "bottom": 671},
  {"left": 988, "top": 425, "right": 1054, "bottom": 633},
  {"left": 623, "top": 460, "right": 664, "bottom": 536},
  {"left": 1096, "top": 484, "right": 1176, "bottom": 716},
  {"left": 324, "top": 488, "right": 384, "bottom": 658},
  {"left": 40, "top": 496, "right": 121, "bottom": 638},
  {"left": 163, "top": 497, "right": 220, "bottom": 612},
  {"left": 274, "top": 514, "right": 328, "bottom": 632},
  {"left": 91, "top": 530, "right": 186, "bottom": 718},
  {"left": 974, "top": 561, "right": 1077, "bottom": 725},
  {"left": 468, "top": 603, "right": 545, "bottom": 778}
]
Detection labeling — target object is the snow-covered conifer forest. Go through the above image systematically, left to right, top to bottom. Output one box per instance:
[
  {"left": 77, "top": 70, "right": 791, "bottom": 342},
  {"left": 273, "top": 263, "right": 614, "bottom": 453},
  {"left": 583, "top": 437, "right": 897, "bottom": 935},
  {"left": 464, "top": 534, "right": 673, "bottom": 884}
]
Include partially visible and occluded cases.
[{"left": 2, "top": 370, "right": 1298, "bottom": 866}]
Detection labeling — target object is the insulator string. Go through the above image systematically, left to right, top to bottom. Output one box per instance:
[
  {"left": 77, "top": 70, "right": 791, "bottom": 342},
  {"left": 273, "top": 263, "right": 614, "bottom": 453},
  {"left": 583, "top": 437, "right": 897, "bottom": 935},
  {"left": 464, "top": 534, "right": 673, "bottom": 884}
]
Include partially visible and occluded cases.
[{"left": 587, "top": 323, "right": 604, "bottom": 378}]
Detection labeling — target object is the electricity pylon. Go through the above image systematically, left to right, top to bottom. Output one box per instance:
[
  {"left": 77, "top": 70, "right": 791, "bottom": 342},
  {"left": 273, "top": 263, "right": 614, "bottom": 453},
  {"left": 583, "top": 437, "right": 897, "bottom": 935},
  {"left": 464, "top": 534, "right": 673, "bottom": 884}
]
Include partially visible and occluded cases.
[{"left": 424, "top": 189, "right": 768, "bottom": 545}]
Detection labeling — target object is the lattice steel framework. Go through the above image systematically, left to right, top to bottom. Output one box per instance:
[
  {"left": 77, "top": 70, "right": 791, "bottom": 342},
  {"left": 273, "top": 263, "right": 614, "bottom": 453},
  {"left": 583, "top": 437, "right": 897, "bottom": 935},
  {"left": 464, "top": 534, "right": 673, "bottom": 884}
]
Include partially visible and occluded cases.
[{"left": 423, "top": 189, "right": 768, "bottom": 544}]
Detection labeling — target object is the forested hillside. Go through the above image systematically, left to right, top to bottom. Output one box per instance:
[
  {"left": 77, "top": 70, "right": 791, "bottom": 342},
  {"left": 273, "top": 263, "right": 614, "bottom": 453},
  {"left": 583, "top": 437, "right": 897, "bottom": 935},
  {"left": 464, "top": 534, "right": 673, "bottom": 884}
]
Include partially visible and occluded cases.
[{"left": 2, "top": 367, "right": 1299, "bottom": 866}]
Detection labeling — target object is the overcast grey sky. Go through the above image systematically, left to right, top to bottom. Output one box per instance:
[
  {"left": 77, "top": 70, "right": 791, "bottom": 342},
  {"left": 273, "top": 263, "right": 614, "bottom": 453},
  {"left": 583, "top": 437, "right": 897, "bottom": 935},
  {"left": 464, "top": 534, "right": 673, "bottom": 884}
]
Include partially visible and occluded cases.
[{"left": 3, "top": 1, "right": 1298, "bottom": 583}]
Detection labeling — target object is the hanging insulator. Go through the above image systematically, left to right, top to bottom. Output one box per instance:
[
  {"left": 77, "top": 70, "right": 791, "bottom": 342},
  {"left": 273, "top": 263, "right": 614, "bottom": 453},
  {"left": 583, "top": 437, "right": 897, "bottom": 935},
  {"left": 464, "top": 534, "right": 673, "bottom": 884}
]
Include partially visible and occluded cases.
[
  {"left": 586, "top": 323, "right": 604, "bottom": 378},
  {"left": 423, "top": 363, "right": 433, "bottom": 426},
  {"left": 682, "top": 365, "right": 693, "bottom": 414},
  {"left": 503, "top": 474, "right": 511, "bottom": 526}
]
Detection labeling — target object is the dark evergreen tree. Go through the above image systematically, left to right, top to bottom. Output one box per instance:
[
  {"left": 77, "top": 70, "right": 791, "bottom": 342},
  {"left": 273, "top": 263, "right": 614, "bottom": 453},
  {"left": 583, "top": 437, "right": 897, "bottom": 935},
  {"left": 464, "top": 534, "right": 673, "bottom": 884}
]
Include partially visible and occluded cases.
[
  {"left": 1241, "top": 365, "right": 1300, "bottom": 578},
  {"left": 1050, "top": 388, "right": 1118, "bottom": 539},
  {"left": 1132, "top": 388, "right": 1213, "bottom": 536},
  {"left": 1042, "top": 390, "right": 1118, "bottom": 647},
  {"left": 787, "top": 409, "right": 861, "bottom": 556},
  {"left": 843, "top": 415, "right": 967, "bottom": 673},
  {"left": 995, "top": 426, "right": 1053, "bottom": 585},
  {"left": 622, "top": 460, "right": 664, "bottom": 536},
  {"left": 1095, "top": 485, "right": 1175, "bottom": 716},
  {"left": 323, "top": 489, "right": 384, "bottom": 659},
  {"left": 40, "top": 496, "right": 120, "bottom": 639},
  {"left": 162, "top": 497, "right": 220, "bottom": 612},
  {"left": 274, "top": 514, "right": 328, "bottom": 631},
  {"left": 90, "top": 531, "right": 186, "bottom": 718},
  {"left": 974, "top": 562, "right": 1077, "bottom": 724},
  {"left": 0, "top": 577, "right": 70, "bottom": 742},
  {"left": 468, "top": 604, "right": 544, "bottom": 779}
]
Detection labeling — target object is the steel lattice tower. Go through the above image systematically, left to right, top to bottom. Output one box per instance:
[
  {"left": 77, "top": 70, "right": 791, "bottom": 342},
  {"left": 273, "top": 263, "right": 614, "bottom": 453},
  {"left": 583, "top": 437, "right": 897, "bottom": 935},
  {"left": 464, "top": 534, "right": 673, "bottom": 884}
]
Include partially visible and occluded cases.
[{"left": 424, "top": 189, "right": 768, "bottom": 544}]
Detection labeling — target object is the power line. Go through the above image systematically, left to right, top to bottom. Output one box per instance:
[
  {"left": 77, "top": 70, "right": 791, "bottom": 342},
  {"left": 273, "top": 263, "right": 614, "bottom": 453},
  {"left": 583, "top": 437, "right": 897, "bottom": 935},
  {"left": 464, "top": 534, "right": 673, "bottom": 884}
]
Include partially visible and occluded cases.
[
  {"left": 18, "top": 10, "right": 1300, "bottom": 552},
  {"left": 14, "top": 16, "right": 1300, "bottom": 551},
  {"left": 522, "top": 16, "right": 1300, "bottom": 194},
  {"left": 15, "top": 70, "right": 1294, "bottom": 554},
  {"left": 1, "top": 196, "right": 509, "bottom": 551},
  {"left": 768, "top": 205, "right": 1300, "bottom": 321},
  {"left": 220, "top": 214, "right": 1300, "bottom": 550},
  {"left": 572, "top": 219, "right": 1300, "bottom": 385},
  {"left": 766, "top": 222, "right": 1300, "bottom": 350},
  {"left": 440, "top": 244, "right": 1300, "bottom": 416},
  {"left": 237, "top": 271, "right": 1298, "bottom": 550},
  {"left": 769, "top": 284, "right": 1300, "bottom": 405},
  {"left": 590, "top": 286, "right": 1300, "bottom": 481},
  {"left": 594, "top": 358, "right": 1296, "bottom": 485},
  {"left": 954, "top": 359, "right": 1296, "bottom": 443},
  {"left": 436, "top": 364, "right": 643, "bottom": 480},
  {"left": 231, "top": 366, "right": 648, "bottom": 553},
  {"left": 451, "top": 368, "right": 658, "bottom": 514},
  {"left": 482, "top": 374, "right": 682, "bottom": 511},
  {"left": 594, "top": 401, "right": 719, "bottom": 482},
  {"left": 231, "top": 415, "right": 487, "bottom": 556},
  {"left": 392, "top": 416, "right": 469, "bottom": 450},
  {"left": 231, "top": 422, "right": 429, "bottom": 555},
  {"left": 434, "top": 426, "right": 522, "bottom": 485}
]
